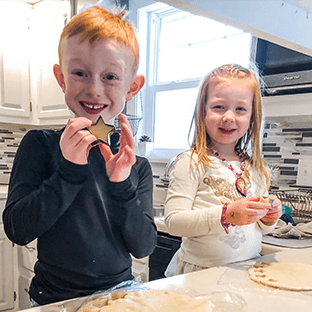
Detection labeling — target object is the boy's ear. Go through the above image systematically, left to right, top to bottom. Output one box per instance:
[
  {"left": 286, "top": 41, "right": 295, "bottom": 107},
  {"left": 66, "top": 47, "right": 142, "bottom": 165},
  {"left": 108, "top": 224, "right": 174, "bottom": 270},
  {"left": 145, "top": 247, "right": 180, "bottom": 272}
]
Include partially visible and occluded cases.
[
  {"left": 53, "top": 64, "right": 66, "bottom": 93},
  {"left": 126, "top": 74, "right": 145, "bottom": 102}
]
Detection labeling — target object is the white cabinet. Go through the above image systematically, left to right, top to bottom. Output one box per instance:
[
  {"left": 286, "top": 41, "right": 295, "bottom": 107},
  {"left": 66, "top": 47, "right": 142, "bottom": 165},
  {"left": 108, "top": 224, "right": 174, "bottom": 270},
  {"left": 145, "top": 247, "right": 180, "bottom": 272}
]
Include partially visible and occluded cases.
[
  {"left": 0, "top": 1, "right": 72, "bottom": 126},
  {"left": 30, "top": 1, "right": 72, "bottom": 126},
  {"left": 0, "top": 2, "right": 31, "bottom": 124},
  {"left": 263, "top": 93, "right": 312, "bottom": 118},
  {"left": 0, "top": 190, "right": 36, "bottom": 311},
  {"left": 0, "top": 194, "right": 14, "bottom": 311},
  {"left": 0, "top": 225, "right": 14, "bottom": 311},
  {"left": 16, "top": 242, "right": 36, "bottom": 310},
  {"left": 131, "top": 256, "right": 149, "bottom": 283}
]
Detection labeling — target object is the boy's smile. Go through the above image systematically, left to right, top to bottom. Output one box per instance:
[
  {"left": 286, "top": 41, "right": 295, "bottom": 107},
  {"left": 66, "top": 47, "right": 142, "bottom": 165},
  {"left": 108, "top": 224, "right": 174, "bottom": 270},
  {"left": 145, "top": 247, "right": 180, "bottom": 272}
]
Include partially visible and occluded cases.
[
  {"left": 54, "top": 35, "right": 139, "bottom": 124},
  {"left": 80, "top": 101, "right": 108, "bottom": 114}
]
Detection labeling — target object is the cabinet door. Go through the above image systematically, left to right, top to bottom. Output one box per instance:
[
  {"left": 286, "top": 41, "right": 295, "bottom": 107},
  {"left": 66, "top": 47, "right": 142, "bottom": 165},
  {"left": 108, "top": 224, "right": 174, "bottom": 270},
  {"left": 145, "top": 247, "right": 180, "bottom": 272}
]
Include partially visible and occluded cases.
[
  {"left": 31, "top": 1, "right": 72, "bottom": 125},
  {"left": 0, "top": 3, "right": 31, "bottom": 123},
  {"left": 0, "top": 225, "right": 14, "bottom": 311},
  {"left": 17, "top": 242, "right": 36, "bottom": 310},
  {"left": 131, "top": 256, "right": 149, "bottom": 283}
]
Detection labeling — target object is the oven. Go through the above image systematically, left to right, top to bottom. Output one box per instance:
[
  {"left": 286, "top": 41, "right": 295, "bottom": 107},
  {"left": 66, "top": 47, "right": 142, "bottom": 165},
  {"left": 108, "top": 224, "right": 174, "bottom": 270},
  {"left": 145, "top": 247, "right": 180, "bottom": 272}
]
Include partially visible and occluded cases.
[{"left": 149, "top": 231, "right": 181, "bottom": 281}]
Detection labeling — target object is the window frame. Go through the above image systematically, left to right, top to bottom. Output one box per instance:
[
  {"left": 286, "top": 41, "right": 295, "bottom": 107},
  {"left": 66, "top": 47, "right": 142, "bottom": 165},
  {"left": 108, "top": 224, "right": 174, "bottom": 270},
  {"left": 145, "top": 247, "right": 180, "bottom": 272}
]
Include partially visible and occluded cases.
[
  {"left": 133, "top": 2, "right": 254, "bottom": 160},
  {"left": 136, "top": 3, "right": 202, "bottom": 160}
]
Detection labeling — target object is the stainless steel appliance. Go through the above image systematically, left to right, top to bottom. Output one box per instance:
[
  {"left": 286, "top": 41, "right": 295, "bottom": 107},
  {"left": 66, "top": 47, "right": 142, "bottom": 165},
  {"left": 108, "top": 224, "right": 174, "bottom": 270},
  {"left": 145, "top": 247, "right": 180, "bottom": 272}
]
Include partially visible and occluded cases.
[{"left": 255, "top": 38, "right": 312, "bottom": 96}]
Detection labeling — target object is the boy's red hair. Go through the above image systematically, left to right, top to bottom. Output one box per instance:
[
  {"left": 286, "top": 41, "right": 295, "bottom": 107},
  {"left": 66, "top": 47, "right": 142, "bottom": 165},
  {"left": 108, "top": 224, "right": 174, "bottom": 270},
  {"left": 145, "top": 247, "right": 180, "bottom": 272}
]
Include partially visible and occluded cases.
[{"left": 58, "top": 6, "right": 139, "bottom": 73}]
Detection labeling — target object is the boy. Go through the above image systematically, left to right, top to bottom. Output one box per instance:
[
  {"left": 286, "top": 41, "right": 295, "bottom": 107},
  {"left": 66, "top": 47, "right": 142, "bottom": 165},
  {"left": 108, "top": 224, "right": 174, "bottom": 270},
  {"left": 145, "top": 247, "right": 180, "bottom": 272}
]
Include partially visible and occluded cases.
[{"left": 3, "top": 6, "right": 157, "bottom": 306}]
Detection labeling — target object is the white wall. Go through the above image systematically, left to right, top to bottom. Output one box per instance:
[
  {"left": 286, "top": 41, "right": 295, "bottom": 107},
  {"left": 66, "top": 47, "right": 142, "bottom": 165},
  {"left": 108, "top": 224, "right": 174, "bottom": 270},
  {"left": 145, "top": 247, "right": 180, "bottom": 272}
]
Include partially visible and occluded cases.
[
  {"left": 129, "top": 0, "right": 154, "bottom": 25},
  {"left": 159, "top": 0, "right": 312, "bottom": 56},
  {"left": 263, "top": 93, "right": 312, "bottom": 118}
]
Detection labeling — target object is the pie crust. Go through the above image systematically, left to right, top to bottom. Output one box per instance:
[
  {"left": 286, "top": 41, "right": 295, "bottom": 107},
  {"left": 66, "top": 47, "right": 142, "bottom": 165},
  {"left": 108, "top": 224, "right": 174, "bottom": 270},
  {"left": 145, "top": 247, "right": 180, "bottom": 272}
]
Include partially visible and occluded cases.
[
  {"left": 248, "top": 261, "right": 312, "bottom": 291},
  {"left": 77, "top": 289, "right": 212, "bottom": 312}
]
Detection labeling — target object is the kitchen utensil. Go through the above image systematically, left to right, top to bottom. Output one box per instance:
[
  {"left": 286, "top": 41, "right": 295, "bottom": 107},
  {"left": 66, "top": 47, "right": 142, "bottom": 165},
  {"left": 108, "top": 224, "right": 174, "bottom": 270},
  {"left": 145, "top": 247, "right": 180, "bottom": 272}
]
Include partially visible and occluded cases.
[{"left": 282, "top": 204, "right": 292, "bottom": 215}]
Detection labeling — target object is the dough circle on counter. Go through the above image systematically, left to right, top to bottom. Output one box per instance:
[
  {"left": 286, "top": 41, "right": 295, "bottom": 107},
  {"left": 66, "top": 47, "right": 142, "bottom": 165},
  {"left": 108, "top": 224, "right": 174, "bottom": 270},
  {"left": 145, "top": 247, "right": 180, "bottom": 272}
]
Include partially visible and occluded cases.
[
  {"left": 248, "top": 261, "right": 312, "bottom": 291},
  {"left": 77, "top": 289, "right": 212, "bottom": 312}
]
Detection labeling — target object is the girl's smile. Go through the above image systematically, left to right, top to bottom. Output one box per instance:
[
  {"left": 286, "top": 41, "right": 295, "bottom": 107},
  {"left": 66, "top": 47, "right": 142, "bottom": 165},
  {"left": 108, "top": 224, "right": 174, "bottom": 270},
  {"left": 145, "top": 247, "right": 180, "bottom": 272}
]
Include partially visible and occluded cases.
[{"left": 219, "top": 128, "right": 236, "bottom": 134}]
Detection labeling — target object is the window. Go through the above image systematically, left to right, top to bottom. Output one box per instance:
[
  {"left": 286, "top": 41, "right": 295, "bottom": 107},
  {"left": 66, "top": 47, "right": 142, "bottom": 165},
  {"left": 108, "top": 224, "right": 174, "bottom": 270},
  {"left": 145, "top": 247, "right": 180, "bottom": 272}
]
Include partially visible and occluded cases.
[{"left": 137, "top": 3, "right": 252, "bottom": 158}]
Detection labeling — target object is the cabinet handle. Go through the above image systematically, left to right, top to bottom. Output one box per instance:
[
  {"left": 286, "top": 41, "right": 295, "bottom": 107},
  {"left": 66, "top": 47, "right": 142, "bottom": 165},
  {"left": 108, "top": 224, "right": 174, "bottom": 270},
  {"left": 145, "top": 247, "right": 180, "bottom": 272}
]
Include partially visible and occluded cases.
[{"left": 155, "top": 244, "right": 171, "bottom": 251}]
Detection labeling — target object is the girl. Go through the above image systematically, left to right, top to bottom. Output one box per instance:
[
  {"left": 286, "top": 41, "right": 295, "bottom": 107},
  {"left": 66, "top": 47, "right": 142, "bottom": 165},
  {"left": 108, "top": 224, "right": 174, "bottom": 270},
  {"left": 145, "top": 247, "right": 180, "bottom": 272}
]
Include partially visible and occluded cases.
[{"left": 164, "top": 64, "right": 282, "bottom": 276}]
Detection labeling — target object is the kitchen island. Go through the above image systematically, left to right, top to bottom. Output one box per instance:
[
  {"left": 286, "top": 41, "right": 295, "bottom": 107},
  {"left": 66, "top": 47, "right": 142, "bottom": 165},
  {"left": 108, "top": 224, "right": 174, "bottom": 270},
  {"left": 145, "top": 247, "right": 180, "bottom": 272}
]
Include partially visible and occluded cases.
[{"left": 20, "top": 247, "right": 312, "bottom": 312}]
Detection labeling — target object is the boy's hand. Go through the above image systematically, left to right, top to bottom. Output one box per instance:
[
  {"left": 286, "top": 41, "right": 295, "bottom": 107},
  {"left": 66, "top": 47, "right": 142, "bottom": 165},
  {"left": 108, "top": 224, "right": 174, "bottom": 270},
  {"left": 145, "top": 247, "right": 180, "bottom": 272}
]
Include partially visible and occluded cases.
[
  {"left": 98, "top": 114, "right": 136, "bottom": 182},
  {"left": 60, "top": 117, "right": 96, "bottom": 165},
  {"left": 260, "top": 195, "right": 282, "bottom": 226},
  {"left": 225, "top": 197, "right": 270, "bottom": 226}
]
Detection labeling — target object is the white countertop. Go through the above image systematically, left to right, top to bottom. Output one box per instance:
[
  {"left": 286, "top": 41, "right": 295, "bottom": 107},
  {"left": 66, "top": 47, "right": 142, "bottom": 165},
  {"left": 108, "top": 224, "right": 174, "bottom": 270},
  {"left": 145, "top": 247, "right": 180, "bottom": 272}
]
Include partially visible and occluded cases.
[
  {"left": 0, "top": 185, "right": 8, "bottom": 198},
  {"left": 21, "top": 248, "right": 312, "bottom": 312},
  {"left": 147, "top": 248, "right": 312, "bottom": 312}
]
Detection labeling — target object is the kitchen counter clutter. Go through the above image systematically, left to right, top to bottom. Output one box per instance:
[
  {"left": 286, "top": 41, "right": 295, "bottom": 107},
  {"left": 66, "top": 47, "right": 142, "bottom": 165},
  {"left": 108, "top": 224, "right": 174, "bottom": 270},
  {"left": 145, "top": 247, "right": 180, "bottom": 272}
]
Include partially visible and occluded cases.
[
  {"left": 154, "top": 210, "right": 312, "bottom": 256},
  {"left": 19, "top": 247, "right": 312, "bottom": 312}
]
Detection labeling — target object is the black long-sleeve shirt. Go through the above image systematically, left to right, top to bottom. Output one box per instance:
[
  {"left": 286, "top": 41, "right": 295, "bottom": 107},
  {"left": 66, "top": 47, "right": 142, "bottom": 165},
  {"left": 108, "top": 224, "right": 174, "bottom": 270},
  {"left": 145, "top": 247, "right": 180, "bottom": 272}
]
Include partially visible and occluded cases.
[{"left": 3, "top": 129, "right": 157, "bottom": 305}]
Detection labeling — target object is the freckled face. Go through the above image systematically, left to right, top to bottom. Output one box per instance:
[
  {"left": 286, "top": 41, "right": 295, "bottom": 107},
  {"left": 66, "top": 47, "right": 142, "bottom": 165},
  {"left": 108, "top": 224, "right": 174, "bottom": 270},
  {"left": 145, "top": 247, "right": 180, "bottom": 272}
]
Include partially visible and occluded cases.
[
  {"left": 59, "top": 36, "right": 137, "bottom": 124},
  {"left": 205, "top": 77, "right": 253, "bottom": 150}
]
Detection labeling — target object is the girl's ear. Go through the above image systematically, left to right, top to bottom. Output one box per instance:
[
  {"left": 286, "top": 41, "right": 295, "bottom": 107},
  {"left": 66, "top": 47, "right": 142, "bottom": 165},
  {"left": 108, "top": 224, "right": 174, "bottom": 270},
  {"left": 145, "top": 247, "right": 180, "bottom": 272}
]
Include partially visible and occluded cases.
[
  {"left": 53, "top": 64, "right": 66, "bottom": 93},
  {"left": 126, "top": 74, "right": 145, "bottom": 102}
]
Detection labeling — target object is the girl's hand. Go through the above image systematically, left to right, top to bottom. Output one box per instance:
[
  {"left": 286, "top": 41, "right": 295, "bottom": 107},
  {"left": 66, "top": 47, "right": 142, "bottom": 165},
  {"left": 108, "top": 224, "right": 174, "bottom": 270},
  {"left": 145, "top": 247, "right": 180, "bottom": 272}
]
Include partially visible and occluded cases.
[
  {"left": 98, "top": 114, "right": 136, "bottom": 182},
  {"left": 60, "top": 117, "right": 96, "bottom": 165},
  {"left": 260, "top": 195, "right": 282, "bottom": 226},
  {"left": 225, "top": 197, "right": 270, "bottom": 226}
]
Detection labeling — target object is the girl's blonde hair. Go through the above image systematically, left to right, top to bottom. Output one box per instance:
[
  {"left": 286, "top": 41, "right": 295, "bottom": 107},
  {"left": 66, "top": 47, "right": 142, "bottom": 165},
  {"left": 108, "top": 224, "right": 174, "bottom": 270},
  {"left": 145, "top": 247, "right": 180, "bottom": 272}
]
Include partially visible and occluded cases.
[
  {"left": 58, "top": 5, "right": 140, "bottom": 73},
  {"left": 190, "top": 64, "right": 270, "bottom": 189}
]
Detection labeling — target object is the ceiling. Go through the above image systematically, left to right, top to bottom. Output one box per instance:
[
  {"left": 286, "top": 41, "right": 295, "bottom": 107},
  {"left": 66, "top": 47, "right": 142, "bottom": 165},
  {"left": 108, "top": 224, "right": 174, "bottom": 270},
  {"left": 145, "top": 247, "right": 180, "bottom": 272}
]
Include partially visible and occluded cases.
[
  {"left": 19, "top": 0, "right": 312, "bottom": 13},
  {"left": 20, "top": 0, "right": 98, "bottom": 5},
  {"left": 290, "top": 0, "right": 312, "bottom": 13}
]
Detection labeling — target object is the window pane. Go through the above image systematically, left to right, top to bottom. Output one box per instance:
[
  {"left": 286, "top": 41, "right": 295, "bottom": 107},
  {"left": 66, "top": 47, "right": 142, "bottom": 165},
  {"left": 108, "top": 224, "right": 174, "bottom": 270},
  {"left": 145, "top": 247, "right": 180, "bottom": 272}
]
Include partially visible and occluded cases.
[
  {"left": 142, "top": 3, "right": 253, "bottom": 153},
  {"left": 157, "top": 13, "right": 251, "bottom": 83},
  {"left": 154, "top": 88, "right": 198, "bottom": 149}
]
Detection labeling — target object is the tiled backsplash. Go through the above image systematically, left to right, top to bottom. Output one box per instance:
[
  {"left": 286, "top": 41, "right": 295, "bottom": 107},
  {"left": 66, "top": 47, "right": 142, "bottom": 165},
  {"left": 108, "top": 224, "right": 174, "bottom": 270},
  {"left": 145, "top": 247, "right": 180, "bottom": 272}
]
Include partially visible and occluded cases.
[
  {"left": 0, "top": 117, "right": 311, "bottom": 190},
  {"left": 150, "top": 117, "right": 312, "bottom": 205},
  {"left": 263, "top": 118, "right": 312, "bottom": 189},
  {"left": 0, "top": 122, "right": 63, "bottom": 184}
]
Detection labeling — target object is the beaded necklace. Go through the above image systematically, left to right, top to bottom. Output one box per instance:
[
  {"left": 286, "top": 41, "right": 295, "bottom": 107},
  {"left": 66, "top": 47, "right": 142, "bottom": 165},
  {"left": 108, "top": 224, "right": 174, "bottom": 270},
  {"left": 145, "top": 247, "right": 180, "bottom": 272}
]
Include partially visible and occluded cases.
[{"left": 211, "top": 149, "right": 247, "bottom": 197}]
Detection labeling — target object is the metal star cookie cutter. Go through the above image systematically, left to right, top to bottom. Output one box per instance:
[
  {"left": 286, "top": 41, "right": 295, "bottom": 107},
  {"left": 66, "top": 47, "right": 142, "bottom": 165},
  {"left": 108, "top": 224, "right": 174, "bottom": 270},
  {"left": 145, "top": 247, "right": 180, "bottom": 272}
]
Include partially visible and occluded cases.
[
  {"left": 88, "top": 116, "right": 115, "bottom": 145},
  {"left": 268, "top": 198, "right": 274, "bottom": 210}
]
